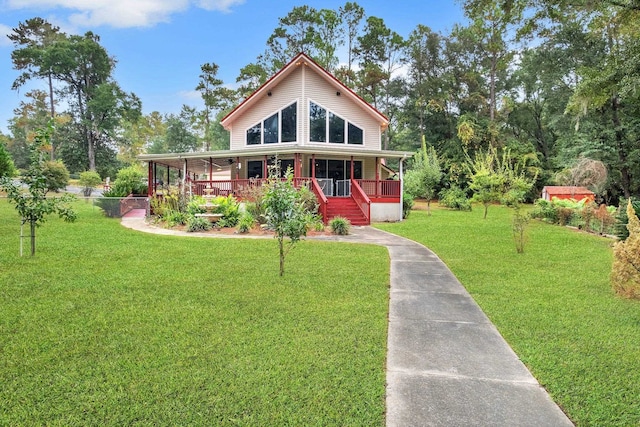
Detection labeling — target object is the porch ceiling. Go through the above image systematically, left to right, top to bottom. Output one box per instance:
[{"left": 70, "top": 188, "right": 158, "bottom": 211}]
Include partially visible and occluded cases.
[{"left": 139, "top": 146, "right": 412, "bottom": 175}]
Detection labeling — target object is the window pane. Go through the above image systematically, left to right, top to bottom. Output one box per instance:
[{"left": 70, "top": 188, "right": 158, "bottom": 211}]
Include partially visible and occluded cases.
[
  {"left": 310, "top": 102, "right": 326, "bottom": 142},
  {"left": 281, "top": 103, "right": 297, "bottom": 142},
  {"left": 264, "top": 113, "right": 278, "bottom": 144},
  {"left": 329, "top": 113, "right": 345, "bottom": 143},
  {"left": 247, "top": 123, "right": 261, "bottom": 145},
  {"left": 348, "top": 123, "right": 363, "bottom": 145},
  {"left": 280, "top": 159, "right": 294, "bottom": 177},
  {"left": 247, "top": 160, "right": 263, "bottom": 178}
]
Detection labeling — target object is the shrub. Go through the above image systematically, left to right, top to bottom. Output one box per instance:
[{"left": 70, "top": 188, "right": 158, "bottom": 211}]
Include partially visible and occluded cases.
[
  {"left": 42, "top": 160, "right": 70, "bottom": 192},
  {"left": 110, "top": 165, "right": 146, "bottom": 197},
  {"left": 79, "top": 171, "right": 102, "bottom": 197},
  {"left": 298, "top": 184, "right": 319, "bottom": 214},
  {"left": 240, "top": 185, "right": 268, "bottom": 223},
  {"left": 439, "top": 186, "right": 472, "bottom": 211},
  {"left": 402, "top": 192, "right": 414, "bottom": 219},
  {"left": 213, "top": 195, "right": 240, "bottom": 227},
  {"left": 186, "top": 196, "right": 206, "bottom": 216},
  {"left": 94, "top": 197, "right": 121, "bottom": 217},
  {"left": 531, "top": 198, "right": 558, "bottom": 223},
  {"left": 611, "top": 200, "right": 640, "bottom": 299},
  {"left": 165, "top": 210, "right": 187, "bottom": 227},
  {"left": 237, "top": 212, "right": 255, "bottom": 233},
  {"left": 186, "top": 215, "right": 212, "bottom": 232},
  {"left": 330, "top": 216, "right": 351, "bottom": 235}
]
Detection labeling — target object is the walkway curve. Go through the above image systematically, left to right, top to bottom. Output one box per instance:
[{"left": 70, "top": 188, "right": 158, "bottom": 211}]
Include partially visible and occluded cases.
[{"left": 121, "top": 218, "right": 573, "bottom": 426}]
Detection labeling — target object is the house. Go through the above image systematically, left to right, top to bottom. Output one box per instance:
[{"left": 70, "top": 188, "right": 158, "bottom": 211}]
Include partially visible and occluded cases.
[
  {"left": 139, "top": 53, "right": 412, "bottom": 224},
  {"left": 542, "top": 186, "right": 596, "bottom": 203}
]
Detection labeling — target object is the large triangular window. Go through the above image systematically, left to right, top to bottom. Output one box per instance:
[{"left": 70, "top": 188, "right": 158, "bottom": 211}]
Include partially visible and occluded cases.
[
  {"left": 309, "top": 101, "right": 363, "bottom": 145},
  {"left": 246, "top": 102, "right": 297, "bottom": 145}
]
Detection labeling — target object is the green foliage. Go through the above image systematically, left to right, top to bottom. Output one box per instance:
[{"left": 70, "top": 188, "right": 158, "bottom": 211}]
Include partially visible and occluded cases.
[
  {"left": 0, "top": 123, "right": 76, "bottom": 256},
  {"left": 404, "top": 139, "right": 442, "bottom": 214},
  {"left": 0, "top": 141, "right": 17, "bottom": 178},
  {"left": 42, "top": 160, "right": 70, "bottom": 192},
  {"left": 109, "top": 165, "right": 147, "bottom": 197},
  {"left": 78, "top": 170, "right": 102, "bottom": 196},
  {"left": 263, "top": 170, "right": 313, "bottom": 276},
  {"left": 242, "top": 184, "right": 268, "bottom": 224},
  {"left": 439, "top": 186, "right": 472, "bottom": 211},
  {"left": 402, "top": 192, "right": 414, "bottom": 219},
  {"left": 212, "top": 195, "right": 240, "bottom": 227},
  {"left": 93, "top": 197, "right": 120, "bottom": 218},
  {"left": 531, "top": 197, "right": 617, "bottom": 235},
  {"left": 615, "top": 198, "right": 640, "bottom": 241},
  {"left": 611, "top": 200, "right": 640, "bottom": 299},
  {"left": 164, "top": 210, "right": 187, "bottom": 227},
  {"left": 237, "top": 212, "right": 256, "bottom": 233},
  {"left": 185, "top": 215, "right": 212, "bottom": 232},
  {"left": 329, "top": 216, "right": 351, "bottom": 235}
]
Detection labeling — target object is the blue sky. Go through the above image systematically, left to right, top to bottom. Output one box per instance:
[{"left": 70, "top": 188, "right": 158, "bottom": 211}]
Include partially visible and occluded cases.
[{"left": 0, "top": 0, "right": 466, "bottom": 134}]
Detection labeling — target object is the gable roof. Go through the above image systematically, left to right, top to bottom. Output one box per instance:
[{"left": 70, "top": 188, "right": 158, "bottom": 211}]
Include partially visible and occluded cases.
[
  {"left": 220, "top": 52, "right": 389, "bottom": 130},
  {"left": 542, "top": 186, "right": 594, "bottom": 195}
]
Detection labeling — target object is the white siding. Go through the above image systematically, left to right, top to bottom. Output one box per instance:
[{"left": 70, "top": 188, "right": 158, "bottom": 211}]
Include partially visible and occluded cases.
[
  {"left": 228, "top": 63, "right": 384, "bottom": 152},
  {"left": 303, "top": 67, "right": 382, "bottom": 150},
  {"left": 229, "top": 68, "right": 303, "bottom": 150}
]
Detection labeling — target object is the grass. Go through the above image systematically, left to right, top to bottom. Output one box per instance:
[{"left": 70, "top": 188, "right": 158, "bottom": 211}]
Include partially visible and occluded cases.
[
  {"left": 0, "top": 199, "right": 390, "bottom": 426},
  {"left": 377, "top": 203, "right": 640, "bottom": 426}
]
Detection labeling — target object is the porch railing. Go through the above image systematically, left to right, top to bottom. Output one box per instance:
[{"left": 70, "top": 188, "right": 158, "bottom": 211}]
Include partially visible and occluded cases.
[
  {"left": 191, "top": 178, "right": 312, "bottom": 198},
  {"left": 311, "top": 178, "right": 328, "bottom": 224},
  {"left": 351, "top": 179, "right": 371, "bottom": 223},
  {"left": 356, "top": 179, "right": 400, "bottom": 198}
]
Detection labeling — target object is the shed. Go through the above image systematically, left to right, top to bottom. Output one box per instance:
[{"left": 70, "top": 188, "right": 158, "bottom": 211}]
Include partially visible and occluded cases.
[{"left": 542, "top": 186, "right": 595, "bottom": 202}]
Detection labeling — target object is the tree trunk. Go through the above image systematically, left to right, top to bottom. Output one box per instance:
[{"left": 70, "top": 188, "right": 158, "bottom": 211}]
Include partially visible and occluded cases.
[
  {"left": 490, "top": 52, "right": 497, "bottom": 123},
  {"left": 611, "top": 95, "right": 631, "bottom": 198},
  {"left": 30, "top": 220, "right": 36, "bottom": 256},
  {"left": 279, "top": 237, "right": 285, "bottom": 276}
]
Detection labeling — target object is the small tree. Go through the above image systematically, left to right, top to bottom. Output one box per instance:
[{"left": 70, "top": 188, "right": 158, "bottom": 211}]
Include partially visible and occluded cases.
[
  {"left": 0, "top": 123, "right": 77, "bottom": 256},
  {"left": 404, "top": 137, "right": 442, "bottom": 215},
  {"left": 467, "top": 148, "right": 505, "bottom": 219},
  {"left": 263, "top": 166, "right": 312, "bottom": 276},
  {"left": 79, "top": 170, "right": 102, "bottom": 197},
  {"left": 611, "top": 200, "right": 640, "bottom": 299}
]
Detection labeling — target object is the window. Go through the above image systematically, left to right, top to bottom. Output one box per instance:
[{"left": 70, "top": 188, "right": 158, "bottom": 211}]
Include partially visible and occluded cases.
[
  {"left": 309, "top": 101, "right": 364, "bottom": 145},
  {"left": 245, "top": 102, "right": 297, "bottom": 145},
  {"left": 309, "top": 102, "right": 326, "bottom": 142},
  {"left": 281, "top": 103, "right": 297, "bottom": 142},
  {"left": 264, "top": 113, "right": 278, "bottom": 144},
  {"left": 329, "top": 113, "right": 344, "bottom": 143},
  {"left": 247, "top": 123, "right": 261, "bottom": 145},
  {"left": 348, "top": 123, "right": 363, "bottom": 145},
  {"left": 247, "top": 160, "right": 263, "bottom": 178}
]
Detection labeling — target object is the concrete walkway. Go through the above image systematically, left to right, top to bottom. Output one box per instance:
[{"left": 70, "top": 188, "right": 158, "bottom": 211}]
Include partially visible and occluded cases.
[{"left": 121, "top": 218, "right": 573, "bottom": 426}]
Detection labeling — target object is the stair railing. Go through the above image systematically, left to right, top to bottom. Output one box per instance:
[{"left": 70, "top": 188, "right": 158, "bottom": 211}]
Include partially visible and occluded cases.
[
  {"left": 311, "top": 178, "right": 329, "bottom": 224},
  {"left": 350, "top": 179, "right": 371, "bottom": 224}
]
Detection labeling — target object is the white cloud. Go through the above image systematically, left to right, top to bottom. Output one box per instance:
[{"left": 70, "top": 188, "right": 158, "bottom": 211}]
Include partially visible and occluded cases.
[
  {"left": 5, "top": 0, "right": 245, "bottom": 28},
  {"left": 0, "top": 24, "right": 13, "bottom": 47},
  {"left": 178, "top": 89, "right": 202, "bottom": 101}
]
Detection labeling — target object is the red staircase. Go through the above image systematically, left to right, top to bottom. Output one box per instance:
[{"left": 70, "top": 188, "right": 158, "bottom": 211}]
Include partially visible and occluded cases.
[{"left": 326, "top": 197, "right": 369, "bottom": 225}]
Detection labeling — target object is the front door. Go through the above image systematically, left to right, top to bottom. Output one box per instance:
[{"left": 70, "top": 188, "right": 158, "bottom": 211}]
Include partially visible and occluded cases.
[{"left": 310, "top": 159, "right": 362, "bottom": 197}]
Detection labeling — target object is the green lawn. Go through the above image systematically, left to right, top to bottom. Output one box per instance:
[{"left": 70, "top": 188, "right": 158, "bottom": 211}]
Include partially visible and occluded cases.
[
  {"left": 0, "top": 199, "right": 389, "bottom": 426},
  {"left": 377, "top": 204, "right": 640, "bottom": 426}
]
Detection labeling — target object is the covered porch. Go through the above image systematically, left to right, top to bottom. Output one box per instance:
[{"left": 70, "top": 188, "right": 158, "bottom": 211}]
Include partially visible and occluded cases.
[{"left": 139, "top": 146, "right": 411, "bottom": 224}]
